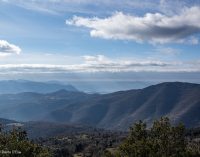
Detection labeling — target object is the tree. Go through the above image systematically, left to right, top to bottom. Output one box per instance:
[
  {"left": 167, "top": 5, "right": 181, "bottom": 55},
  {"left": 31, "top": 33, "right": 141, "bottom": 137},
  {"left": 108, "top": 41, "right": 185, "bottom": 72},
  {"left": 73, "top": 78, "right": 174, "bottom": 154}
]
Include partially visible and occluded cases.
[
  {"left": 107, "top": 117, "right": 200, "bottom": 157},
  {"left": 149, "top": 117, "right": 186, "bottom": 157},
  {"left": 119, "top": 120, "right": 150, "bottom": 157},
  {"left": 0, "top": 125, "right": 51, "bottom": 157}
]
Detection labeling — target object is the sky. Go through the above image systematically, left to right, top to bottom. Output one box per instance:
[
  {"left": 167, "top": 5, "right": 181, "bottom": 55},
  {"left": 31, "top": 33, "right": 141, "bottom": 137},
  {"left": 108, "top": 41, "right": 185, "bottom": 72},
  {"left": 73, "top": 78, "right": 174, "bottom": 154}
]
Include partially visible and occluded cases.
[{"left": 0, "top": 0, "right": 200, "bottom": 85}]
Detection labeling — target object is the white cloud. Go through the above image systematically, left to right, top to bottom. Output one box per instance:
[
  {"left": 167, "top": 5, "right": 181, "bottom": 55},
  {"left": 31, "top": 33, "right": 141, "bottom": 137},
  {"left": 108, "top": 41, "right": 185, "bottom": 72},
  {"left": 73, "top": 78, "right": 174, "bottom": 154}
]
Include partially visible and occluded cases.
[
  {"left": 66, "top": 6, "right": 200, "bottom": 44},
  {"left": 0, "top": 40, "right": 21, "bottom": 55},
  {"left": 0, "top": 55, "right": 199, "bottom": 73},
  {"left": 82, "top": 55, "right": 171, "bottom": 67}
]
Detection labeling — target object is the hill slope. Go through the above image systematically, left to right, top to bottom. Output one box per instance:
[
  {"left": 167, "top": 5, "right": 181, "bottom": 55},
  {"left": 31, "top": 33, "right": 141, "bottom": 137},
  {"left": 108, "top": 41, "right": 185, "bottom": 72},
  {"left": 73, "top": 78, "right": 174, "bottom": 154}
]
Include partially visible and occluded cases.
[
  {"left": 0, "top": 82, "right": 199, "bottom": 130},
  {"left": 47, "top": 82, "right": 200, "bottom": 130},
  {"left": 0, "top": 118, "right": 101, "bottom": 139}
]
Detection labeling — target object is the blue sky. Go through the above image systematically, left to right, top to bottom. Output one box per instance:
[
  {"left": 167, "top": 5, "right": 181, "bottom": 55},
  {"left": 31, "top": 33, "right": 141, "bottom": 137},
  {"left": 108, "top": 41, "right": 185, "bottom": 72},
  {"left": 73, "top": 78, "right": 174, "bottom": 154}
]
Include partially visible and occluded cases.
[{"left": 0, "top": 0, "right": 200, "bottom": 83}]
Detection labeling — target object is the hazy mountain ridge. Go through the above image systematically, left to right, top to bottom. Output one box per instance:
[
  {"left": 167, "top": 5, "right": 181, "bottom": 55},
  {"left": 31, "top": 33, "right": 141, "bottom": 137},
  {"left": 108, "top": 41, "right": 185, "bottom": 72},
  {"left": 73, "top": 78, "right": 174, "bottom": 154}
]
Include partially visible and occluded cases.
[
  {"left": 0, "top": 80, "right": 77, "bottom": 94},
  {"left": 0, "top": 82, "right": 199, "bottom": 130}
]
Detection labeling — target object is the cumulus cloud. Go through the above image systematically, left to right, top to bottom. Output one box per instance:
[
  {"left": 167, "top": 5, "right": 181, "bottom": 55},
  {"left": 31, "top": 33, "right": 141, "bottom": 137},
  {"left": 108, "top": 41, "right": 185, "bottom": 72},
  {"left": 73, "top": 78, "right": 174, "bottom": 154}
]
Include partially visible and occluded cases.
[
  {"left": 66, "top": 6, "right": 200, "bottom": 44},
  {"left": 0, "top": 40, "right": 21, "bottom": 55},
  {"left": 0, "top": 55, "right": 199, "bottom": 73}
]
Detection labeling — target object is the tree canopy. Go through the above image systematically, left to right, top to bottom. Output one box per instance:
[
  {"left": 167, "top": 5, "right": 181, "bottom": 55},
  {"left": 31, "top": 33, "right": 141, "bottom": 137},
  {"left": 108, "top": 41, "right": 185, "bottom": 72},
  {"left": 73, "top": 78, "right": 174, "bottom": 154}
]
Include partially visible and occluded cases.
[
  {"left": 105, "top": 117, "right": 200, "bottom": 157},
  {"left": 0, "top": 125, "right": 51, "bottom": 157}
]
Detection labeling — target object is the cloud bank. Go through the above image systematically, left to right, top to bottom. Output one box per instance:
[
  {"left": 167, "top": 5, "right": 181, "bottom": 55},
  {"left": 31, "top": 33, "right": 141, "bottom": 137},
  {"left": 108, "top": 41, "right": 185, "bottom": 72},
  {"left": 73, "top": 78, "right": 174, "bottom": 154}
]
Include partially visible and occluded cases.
[
  {"left": 66, "top": 6, "right": 200, "bottom": 44},
  {"left": 0, "top": 40, "right": 21, "bottom": 55},
  {"left": 0, "top": 55, "right": 199, "bottom": 74}
]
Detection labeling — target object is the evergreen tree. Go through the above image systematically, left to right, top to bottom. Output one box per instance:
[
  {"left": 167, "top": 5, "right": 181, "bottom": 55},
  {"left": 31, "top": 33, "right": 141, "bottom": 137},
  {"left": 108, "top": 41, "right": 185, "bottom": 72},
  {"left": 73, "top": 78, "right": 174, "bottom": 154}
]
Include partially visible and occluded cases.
[
  {"left": 106, "top": 117, "right": 200, "bottom": 157},
  {"left": 0, "top": 125, "right": 51, "bottom": 157}
]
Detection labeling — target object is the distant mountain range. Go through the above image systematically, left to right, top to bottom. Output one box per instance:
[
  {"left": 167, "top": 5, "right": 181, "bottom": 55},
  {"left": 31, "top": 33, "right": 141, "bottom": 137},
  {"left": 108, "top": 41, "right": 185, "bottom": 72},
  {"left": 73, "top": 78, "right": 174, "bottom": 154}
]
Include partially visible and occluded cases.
[
  {"left": 0, "top": 80, "right": 77, "bottom": 94},
  {"left": 0, "top": 82, "right": 199, "bottom": 130}
]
